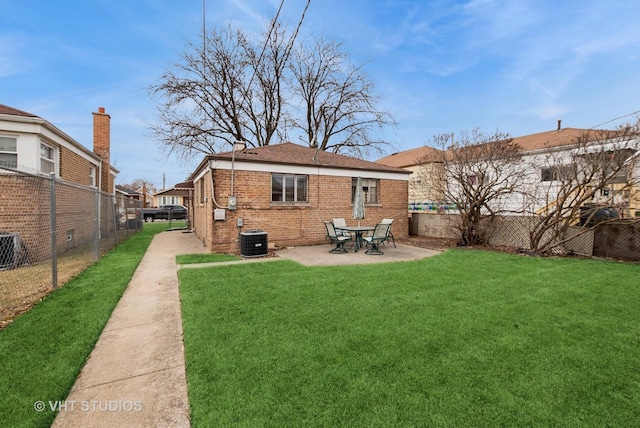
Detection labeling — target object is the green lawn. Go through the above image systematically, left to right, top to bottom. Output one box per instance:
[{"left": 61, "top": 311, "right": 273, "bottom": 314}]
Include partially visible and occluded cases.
[
  {"left": 0, "top": 223, "right": 169, "bottom": 428},
  {"left": 179, "top": 250, "right": 640, "bottom": 427},
  {"left": 176, "top": 253, "right": 241, "bottom": 264}
]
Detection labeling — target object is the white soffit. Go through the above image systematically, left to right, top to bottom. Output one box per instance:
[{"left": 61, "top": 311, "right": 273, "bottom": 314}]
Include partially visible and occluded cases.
[{"left": 209, "top": 159, "right": 409, "bottom": 181}]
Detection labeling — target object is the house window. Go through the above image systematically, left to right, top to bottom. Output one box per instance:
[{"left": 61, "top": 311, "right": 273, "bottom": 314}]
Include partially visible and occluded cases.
[
  {"left": 0, "top": 136, "right": 17, "bottom": 168},
  {"left": 40, "top": 143, "right": 55, "bottom": 174},
  {"left": 89, "top": 165, "right": 96, "bottom": 187},
  {"left": 541, "top": 165, "right": 572, "bottom": 182},
  {"left": 541, "top": 168, "right": 554, "bottom": 182},
  {"left": 271, "top": 174, "right": 308, "bottom": 202},
  {"left": 352, "top": 178, "right": 379, "bottom": 204},
  {"left": 199, "top": 179, "right": 205, "bottom": 203},
  {"left": 161, "top": 196, "right": 178, "bottom": 205}
]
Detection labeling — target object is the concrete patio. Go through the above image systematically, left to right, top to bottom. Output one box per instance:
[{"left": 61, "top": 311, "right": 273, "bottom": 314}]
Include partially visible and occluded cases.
[{"left": 275, "top": 242, "right": 441, "bottom": 266}]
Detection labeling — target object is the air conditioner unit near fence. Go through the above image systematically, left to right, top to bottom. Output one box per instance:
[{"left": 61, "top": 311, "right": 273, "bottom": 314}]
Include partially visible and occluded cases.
[{"left": 0, "top": 232, "right": 21, "bottom": 270}]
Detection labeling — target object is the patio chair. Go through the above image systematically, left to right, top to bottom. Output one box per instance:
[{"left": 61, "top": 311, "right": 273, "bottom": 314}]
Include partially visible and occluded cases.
[
  {"left": 332, "top": 218, "right": 352, "bottom": 238},
  {"left": 381, "top": 218, "right": 396, "bottom": 247},
  {"left": 323, "top": 221, "right": 351, "bottom": 253},
  {"left": 362, "top": 222, "right": 392, "bottom": 255}
]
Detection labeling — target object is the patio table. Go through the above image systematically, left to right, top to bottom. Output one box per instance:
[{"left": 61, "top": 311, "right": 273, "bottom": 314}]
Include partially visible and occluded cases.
[{"left": 335, "top": 225, "right": 375, "bottom": 252}]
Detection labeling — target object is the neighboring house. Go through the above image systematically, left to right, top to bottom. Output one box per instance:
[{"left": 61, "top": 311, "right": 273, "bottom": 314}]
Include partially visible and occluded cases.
[
  {"left": 0, "top": 104, "right": 118, "bottom": 192},
  {"left": 0, "top": 104, "right": 119, "bottom": 263},
  {"left": 377, "top": 125, "right": 640, "bottom": 218},
  {"left": 511, "top": 127, "right": 640, "bottom": 217},
  {"left": 188, "top": 142, "right": 411, "bottom": 253},
  {"left": 376, "top": 145, "right": 444, "bottom": 210},
  {"left": 152, "top": 181, "right": 193, "bottom": 208},
  {"left": 116, "top": 185, "right": 143, "bottom": 200}
]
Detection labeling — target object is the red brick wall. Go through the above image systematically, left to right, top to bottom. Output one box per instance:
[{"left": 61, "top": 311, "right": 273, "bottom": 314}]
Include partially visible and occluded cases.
[
  {"left": 92, "top": 108, "right": 111, "bottom": 193},
  {"left": 59, "top": 147, "right": 94, "bottom": 186},
  {"left": 192, "top": 168, "right": 409, "bottom": 253},
  {"left": 0, "top": 173, "right": 99, "bottom": 264},
  {"left": 0, "top": 174, "right": 50, "bottom": 262}
]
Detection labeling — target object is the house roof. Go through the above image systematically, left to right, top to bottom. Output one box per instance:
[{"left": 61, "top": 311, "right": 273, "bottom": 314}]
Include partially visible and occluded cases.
[
  {"left": 0, "top": 103, "right": 119, "bottom": 173},
  {"left": 0, "top": 104, "right": 39, "bottom": 118},
  {"left": 376, "top": 127, "right": 622, "bottom": 168},
  {"left": 511, "top": 127, "right": 612, "bottom": 151},
  {"left": 190, "top": 142, "right": 411, "bottom": 179},
  {"left": 376, "top": 145, "right": 442, "bottom": 168},
  {"left": 155, "top": 181, "right": 193, "bottom": 196},
  {"left": 173, "top": 181, "right": 194, "bottom": 189},
  {"left": 116, "top": 185, "right": 141, "bottom": 196}
]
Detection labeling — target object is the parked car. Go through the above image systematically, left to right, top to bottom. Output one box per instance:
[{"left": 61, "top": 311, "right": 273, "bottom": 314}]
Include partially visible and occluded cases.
[{"left": 142, "top": 205, "right": 188, "bottom": 222}]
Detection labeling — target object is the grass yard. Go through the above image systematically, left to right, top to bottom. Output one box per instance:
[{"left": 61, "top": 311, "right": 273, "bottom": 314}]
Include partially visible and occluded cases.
[
  {"left": 0, "top": 222, "right": 169, "bottom": 428},
  {"left": 179, "top": 249, "right": 640, "bottom": 427},
  {"left": 176, "top": 253, "right": 241, "bottom": 264}
]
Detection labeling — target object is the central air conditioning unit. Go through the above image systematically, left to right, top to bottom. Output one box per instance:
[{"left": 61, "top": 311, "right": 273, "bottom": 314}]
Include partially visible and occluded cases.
[
  {"left": 240, "top": 230, "right": 268, "bottom": 258},
  {"left": 0, "top": 232, "right": 20, "bottom": 270}
]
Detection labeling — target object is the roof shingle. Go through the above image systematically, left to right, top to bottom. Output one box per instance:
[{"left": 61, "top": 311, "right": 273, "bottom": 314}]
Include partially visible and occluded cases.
[
  {"left": 0, "top": 104, "right": 39, "bottom": 118},
  {"left": 376, "top": 127, "right": 621, "bottom": 168},
  {"left": 209, "top": 142, "right": 410, "bottom": 174}
]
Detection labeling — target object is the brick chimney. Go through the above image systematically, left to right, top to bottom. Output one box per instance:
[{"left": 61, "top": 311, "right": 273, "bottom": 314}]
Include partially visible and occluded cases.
[{"left": 93, "top": 107, "right": 111, "bottom": 193}]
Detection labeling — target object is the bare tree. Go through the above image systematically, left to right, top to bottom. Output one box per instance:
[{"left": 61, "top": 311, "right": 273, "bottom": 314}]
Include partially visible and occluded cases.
[
  {"left": 149, "top": 21, "right": 395, "bottom": 160},
  {"left": 149, "top": 23, "right": 289, "bottom": 160},
  {"left": 288, "top": 37, "right": 396, "bottom": 158},
  {"left": 526, "top": 121, "right": 640, "bottom": 254},
  {"left": 427, "top": 129, "right": 527, "bottom": 246},
  {"left": 119, "top": 178, "right": 157, "bottom": 194}
]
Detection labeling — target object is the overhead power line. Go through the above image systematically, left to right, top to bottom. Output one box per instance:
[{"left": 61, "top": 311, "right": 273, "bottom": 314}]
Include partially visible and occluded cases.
[{"left": 589, "top": 109, "right": 640, "bottom": 130}]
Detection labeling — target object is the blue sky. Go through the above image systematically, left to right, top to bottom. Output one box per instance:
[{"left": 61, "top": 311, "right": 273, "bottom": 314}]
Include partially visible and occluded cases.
[{"left": 2, "top": 0, "right": 640, "bottom": 189}]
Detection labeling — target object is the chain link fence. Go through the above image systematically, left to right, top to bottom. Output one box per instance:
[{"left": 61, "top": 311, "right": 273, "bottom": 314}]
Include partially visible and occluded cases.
[
  {"left": 0, "top": 166, "right": 142, "bottom": 326},
  {"left": 411, "top": 210, "right": 640, "bottom": 262}
]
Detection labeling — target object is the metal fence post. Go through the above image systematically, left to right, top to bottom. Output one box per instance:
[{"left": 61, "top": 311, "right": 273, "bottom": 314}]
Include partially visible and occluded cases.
[
  {"left": 50, "top": 172, "right": 58, "bottom": 289},
  {"left": 94, "top": 188, "right": 100, "bottom": 260},
  {"left": 112, "top": 195, "right": 118, "bottom": 247}
]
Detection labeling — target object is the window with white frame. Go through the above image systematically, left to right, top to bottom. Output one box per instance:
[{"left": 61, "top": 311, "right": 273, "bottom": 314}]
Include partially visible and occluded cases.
[
  {"left": 0, "top": 136, "right": 17, "bottom": 168},
  {"left": 40, "top": 143, "right": 55, "bottom": 174},
  {"left": 89, "top": 165, "right": 97, "bottom": 187},
  {"left": 271, "top": 173, "right": 308, "bottom": 202},
  {"left": 352, "top": 178, "right": 379, "bottom": 203},
  {"left": 161, "top": 196, "right": 178, "bottom": 205}
]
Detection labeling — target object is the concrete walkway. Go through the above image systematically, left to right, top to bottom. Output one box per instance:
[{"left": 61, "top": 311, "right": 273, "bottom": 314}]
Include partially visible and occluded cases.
[{"left": 52, "top": 230, "right": 204, "bottom": 428}]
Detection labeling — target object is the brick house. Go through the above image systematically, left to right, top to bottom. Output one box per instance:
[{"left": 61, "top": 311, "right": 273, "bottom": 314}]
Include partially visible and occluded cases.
[
  {"left": 0, "top": 104, "right": 118, "bottom": 264},
  {"left": 0, "top": 104, "right": 117, "bottom": 191},
  {"left": 188, "top": 142, "right": 411, "bottom": 253},
  {"left": 152, "top": 181, "right": 193, "bottom": 208}
]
